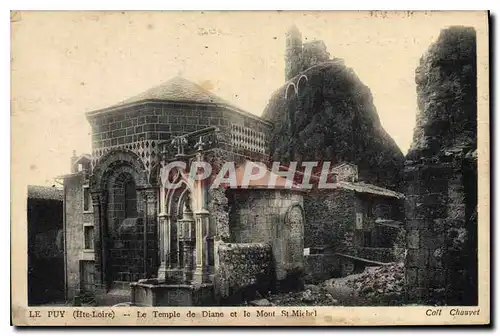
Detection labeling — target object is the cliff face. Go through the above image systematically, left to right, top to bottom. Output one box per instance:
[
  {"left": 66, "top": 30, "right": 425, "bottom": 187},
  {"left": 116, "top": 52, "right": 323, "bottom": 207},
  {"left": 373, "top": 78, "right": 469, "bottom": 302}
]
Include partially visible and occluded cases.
[{"left": 263, "top": 60, "right": 404, "bottom": 189}]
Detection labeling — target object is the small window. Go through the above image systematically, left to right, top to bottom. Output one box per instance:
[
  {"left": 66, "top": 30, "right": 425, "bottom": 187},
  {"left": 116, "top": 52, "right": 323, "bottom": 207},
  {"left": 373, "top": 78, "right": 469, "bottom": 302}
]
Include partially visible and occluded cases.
[
  {"left": 83, "top": 186, "right": 91, "bottom": 212},
  {"left": 355, "top": 212, "right": 363, "bottom": 230},
  {"left": 84, "top": 225, "right": 94, "bottom": 250}
]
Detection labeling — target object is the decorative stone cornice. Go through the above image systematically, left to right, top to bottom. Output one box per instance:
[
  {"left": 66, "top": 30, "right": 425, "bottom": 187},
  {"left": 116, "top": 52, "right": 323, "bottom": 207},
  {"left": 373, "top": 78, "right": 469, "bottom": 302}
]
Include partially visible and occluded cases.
[{"left": 92, "top": 140, "right": 161, "bottom": 180}]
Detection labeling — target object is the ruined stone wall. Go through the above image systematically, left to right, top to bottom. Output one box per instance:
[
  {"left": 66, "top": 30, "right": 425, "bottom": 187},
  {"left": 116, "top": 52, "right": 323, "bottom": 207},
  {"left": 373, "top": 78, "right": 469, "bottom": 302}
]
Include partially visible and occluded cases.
[
  {"left": 405, "top": 26, "right": 477, "bottom": 305},
  {"left": 405, "top": 156, "right": 477, "bottom": 305},
  {"left": 207, "top": 187, "right": 230, "bottom": 242},
  {"left": 228, "top": 189, "right": 304, "bottom": 282},
  {"left": 228, "top": 189, "right": 302, "bottom": 244},
  {"left": 303, "top": 189, "right": 356, "bottom": 253},
  {"left": 215, "top": 243, "right": 273, "bottom": 302}
]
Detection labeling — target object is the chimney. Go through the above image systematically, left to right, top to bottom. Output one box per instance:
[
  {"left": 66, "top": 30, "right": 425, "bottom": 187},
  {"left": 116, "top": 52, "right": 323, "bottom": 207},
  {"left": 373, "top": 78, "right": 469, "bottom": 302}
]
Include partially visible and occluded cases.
[{"left": 70, "top": 150, "right": 78, "bottom": 173}]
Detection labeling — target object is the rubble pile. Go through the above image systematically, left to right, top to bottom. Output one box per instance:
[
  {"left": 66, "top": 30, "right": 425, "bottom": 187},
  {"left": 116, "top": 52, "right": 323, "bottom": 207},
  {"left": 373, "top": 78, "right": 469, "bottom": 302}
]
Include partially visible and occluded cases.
[
  {"left": 344, "top": 262, "right": 405, "bottom": 305},
  {"left": 247, "top": 284, "right": 339, "bottom": 307}
]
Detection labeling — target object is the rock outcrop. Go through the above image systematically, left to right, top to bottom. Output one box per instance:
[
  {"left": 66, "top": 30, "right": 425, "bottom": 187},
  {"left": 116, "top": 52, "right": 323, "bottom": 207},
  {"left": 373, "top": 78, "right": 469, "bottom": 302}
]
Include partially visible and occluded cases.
[
  {"left": 404, "top": 26, "right": 478, "bottom": 306},
  {"left": 408, "top": 26, "right": 477, "bottom": 159},
  {"left": 263, "top": 60, "right": 404, "bottom": 190}
]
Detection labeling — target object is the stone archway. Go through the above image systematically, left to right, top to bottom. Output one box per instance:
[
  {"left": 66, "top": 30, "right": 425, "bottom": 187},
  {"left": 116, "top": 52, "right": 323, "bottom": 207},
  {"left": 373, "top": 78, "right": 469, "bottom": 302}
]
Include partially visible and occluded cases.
[
  {"left": 90, "top": 149, "right": 157, "bottom": 290},
  {"left": 91, "top": 149, "right": 148, "bottom": 191},
  {"left": 163, "top": 181, "right": 193, "bottom": 269}
]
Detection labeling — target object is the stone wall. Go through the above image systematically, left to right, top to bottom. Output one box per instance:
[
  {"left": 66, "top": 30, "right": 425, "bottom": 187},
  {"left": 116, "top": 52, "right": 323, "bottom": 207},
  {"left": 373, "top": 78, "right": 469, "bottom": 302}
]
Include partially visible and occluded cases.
[
  {"left": 88, "top": 102, "right": 222, "bottom": 147},
  {"left": 228, "top": 189, "right": 305, "bottom": 282},
  {"left": 303, "top": 189, "right": 356, "bottom": 253},
  {"left": 215, "top": 243, "right": 273, "bottom": 303}
]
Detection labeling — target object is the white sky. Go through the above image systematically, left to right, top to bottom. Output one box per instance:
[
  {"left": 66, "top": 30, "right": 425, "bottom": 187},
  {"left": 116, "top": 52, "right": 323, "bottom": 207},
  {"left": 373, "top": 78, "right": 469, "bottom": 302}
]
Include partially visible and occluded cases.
[{"left": 11, "top": 11, "right": 487, "bottom": 186}]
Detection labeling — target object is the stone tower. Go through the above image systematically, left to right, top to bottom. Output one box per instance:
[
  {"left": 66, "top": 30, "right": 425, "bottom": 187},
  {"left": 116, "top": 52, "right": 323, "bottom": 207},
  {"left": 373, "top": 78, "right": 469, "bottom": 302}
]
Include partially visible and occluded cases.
[{"left": 285, "top": 24, "right": 303, "bottom": 81}]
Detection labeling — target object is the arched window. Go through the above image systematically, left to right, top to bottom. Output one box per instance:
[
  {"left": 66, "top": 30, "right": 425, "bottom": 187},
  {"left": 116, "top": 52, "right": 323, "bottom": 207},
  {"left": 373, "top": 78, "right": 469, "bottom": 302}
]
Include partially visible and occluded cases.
[
  {"left": 297, "top": 75, "right": 308, "bottom": 96},
  {"left": 124, "top": 179, "right": 137, "bottom": 218}
]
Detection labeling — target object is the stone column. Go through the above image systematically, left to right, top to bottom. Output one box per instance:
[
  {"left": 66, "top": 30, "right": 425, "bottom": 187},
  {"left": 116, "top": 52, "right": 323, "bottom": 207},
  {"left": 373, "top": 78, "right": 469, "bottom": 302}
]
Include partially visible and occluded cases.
[
  {"left": 157, "top": 186, "right": 166, "bottom": 281},
  {"left": 141, "top": 188, "right": 158, "bottom": 279},
  {"left": 91, "top": 190, "right": 107, "bottom": 293},
  {"left": 178, "top": 206, "right": 195, "bottom": 283},
  {"left": 193, "top": 209, "right": 210, "bottom": 285},
  {"left": 157, "top": 213, "right": 173, "bottom": 282}
]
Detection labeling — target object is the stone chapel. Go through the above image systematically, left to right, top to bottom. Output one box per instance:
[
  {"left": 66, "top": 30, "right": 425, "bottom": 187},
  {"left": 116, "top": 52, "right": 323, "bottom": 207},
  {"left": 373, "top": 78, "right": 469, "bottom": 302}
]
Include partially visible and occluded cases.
[{"left": 62, "top": 76, "right": 307, "bottom": 305}]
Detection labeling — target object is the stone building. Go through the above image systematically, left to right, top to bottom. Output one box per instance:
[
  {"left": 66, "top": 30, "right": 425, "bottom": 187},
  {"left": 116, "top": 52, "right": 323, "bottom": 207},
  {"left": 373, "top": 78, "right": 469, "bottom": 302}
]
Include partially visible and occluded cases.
[
  {"left": 285, "top": 25, "right": 331, "bottom": 81},
  {"left": 61, "top": 76, "right": 306, "bottom": 305},
  {"left": 278, "top": 162, "right": 405, "bottom": 282},
  {"left": 304, "top": 163, "right": 404, "bottom": 258},
  {"left": 27, "top": 185, "right": 65, "bottom": 305}
]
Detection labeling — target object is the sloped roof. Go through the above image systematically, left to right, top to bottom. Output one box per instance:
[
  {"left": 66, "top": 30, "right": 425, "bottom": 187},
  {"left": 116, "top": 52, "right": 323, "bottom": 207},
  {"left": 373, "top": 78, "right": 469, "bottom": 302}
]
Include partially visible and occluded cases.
[
  {"left": 87, "top": 76, "right": 268, "bottom": 124},
  {"left": 114, "top": 76, "right": 230, "bottom": 108},
  {"left": 74, "top": 154, "right": 92, "bottom": 164},
  {"left": 228, "top": 161, "right": 303, "bottom": 191},
  {"left": 333, "top": 181, "right": 404, "bottom": 199},
  {"left": 28, "top": 185, "right": 63, "bottom": 201}
]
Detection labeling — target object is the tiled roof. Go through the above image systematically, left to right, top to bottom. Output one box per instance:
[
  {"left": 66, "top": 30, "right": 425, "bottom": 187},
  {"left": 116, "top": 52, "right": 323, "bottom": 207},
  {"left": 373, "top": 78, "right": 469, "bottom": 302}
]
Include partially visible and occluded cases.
[
  {"left": 112, "top": 76, "right": 234, "bottom": 108},
  {"left": 28, "top": 185, "right": 63, "bottom": 201}
]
